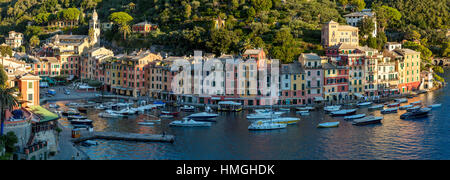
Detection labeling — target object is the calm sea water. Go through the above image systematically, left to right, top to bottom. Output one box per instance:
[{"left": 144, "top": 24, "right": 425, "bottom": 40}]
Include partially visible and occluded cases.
[{"left": 53, "top": 69, "right": 450, "bottom": 160}]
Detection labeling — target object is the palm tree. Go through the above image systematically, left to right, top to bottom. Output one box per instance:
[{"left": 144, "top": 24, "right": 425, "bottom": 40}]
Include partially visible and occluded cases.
[
  {"left": 118, "top": 24, "right": 131, "bottom": 40},
  {"left": 0, "top": 86, "right": 20, "bottom": 136}
]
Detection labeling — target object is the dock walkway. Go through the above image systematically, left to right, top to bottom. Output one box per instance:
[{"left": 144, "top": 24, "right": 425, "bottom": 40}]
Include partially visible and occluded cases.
[{"left": 71, "top": 131, "right": 175, "bottom": 143}]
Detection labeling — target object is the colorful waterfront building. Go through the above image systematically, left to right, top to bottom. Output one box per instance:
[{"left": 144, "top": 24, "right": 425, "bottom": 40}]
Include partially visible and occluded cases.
[
  {"left": 359, "top": 46, "right": 381, "bottom": 97},
  {"left": 393, "top": 48, "right": 421, "bottom": 93},
  {"left": 102, "top": 50, "right": 162, "bottom": 97},
  {"left": 341, "top": 52, "right": 365, "bottom": 99},
  {"left": 298, "top": 53, "right": 325, "bottom": 104},
  {"left": 377, "top": 55, "right": 399, "bottom": 95},
  {"left": 33, "top": 57, "right": 61, "bottom": 77},
  {"left": 280, "top": 62, "right": 305, "bottom": 105},
  {"left": 323, "top": 62, "right": 349, "bottom": 103}
]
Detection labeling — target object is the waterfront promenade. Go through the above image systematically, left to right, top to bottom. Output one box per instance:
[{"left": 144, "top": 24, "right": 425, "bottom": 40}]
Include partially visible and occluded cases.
[{"left": 49, "top": 122, "right": 89, "bottom": 160}]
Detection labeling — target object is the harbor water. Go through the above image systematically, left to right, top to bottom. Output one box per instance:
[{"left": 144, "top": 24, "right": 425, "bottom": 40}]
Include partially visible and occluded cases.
[{"left": 51, "top": 69, "right": 450, "bottom": 160}]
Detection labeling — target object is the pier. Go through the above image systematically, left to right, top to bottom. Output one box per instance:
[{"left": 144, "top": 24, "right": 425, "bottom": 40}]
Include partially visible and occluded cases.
[{"left": 71, "top": 131, "right": 175, "bottom": 143}]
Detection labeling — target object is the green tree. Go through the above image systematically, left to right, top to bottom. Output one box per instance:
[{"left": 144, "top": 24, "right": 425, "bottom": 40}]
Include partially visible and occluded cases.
[
  {"left": 251, "top": 0, "right": 272, "bottom": 12},
  {"left": 338, "top": 0, "right": 349, "bottom": 11},
  {"left": 350, "top": 0, "right": 365, "bottom": 12},
  {"left": 374, "top": 5, "right": 401, "bottom": 32},
  {"left": 109, "top": 12, "right": 133, "bottom": 40},
  {"left": 358, "top": 17, "right": 375, "bottom": 38},
  {"left": 270, "top": 28, "right": 296, "bottom": 63},
  {"left": 206, "top": 29, "right": 239, "bottom": 56},
  {"left": 405, "top": 30, "right": 421, "bottom": 41},
  {"left": 29, "top": 35, "right": 40, "bottom": 50},
  {"left": 367, "top": 35, "right": 378, "bottom": 49},
  {"left": 0, "top": 45, "right": 12, "bottom": 65},
  {"left": 0, "top": 65, "right": 7, "bottom": 86},
  {"left": 0, "top": 85, "right": 19, "bottom": 136},
  {"left": 0, "top": 132, "right": 18, "bottom": 153}
]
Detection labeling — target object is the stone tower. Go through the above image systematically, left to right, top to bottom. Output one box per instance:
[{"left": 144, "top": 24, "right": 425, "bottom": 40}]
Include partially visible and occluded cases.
[{"left": 89, "top": 9, "right": 101, "bottom": 47}]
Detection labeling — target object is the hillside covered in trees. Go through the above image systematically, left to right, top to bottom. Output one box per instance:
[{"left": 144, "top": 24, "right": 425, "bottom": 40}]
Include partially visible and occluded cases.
[{"left": 0, "top": 0, "right": 448, "bottom": 63}]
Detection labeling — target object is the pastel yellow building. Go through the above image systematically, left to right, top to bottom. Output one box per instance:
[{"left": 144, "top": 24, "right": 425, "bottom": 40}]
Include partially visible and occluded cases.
[{"left": 321, "top": 20, "right": 359, "bottom": 48}]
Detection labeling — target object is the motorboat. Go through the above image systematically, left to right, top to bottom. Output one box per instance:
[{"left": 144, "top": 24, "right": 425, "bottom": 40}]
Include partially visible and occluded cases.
[
  {"left": 395, "top": 98, "right": 408, "bottom": 103},
  {"left": 410, "top": 101, "right": 422, "bottom": 106},
  {"left": 66, "top": 102, "right": 80, "bottom": 107},
  {"left": 357, "top": 102, "right": 372, "bottom": 107},
  {"left": 49, "top": 103, "right": 60, "bottom": 108},
  {"left": 387, "top": 103, "right": 400, "bottom": 107},
  {"left": 94, "top": 104, "right": 106, "bottom": 110},
  {"left": 368, "top": 104, "right": 384, "bottom": 110},
  {"left": 399, "top": 104, "right": 413, "bottom": 110},
  {"left": 428, "top": 104, "right": 442, "bottom": 109},
  {"left": 181, "top": 105, "right": 195, "bottom": 112},
  {"left": 324, "top": 105, "right": 341, "bottom": 112},
  {"left": 296, "top": 106, "right": 315, "bottom": 111},
  {"left": 406, "top": 106, "right": 421, "bottom": 112},
  {"left": 77, "top": 107, "right": 88, "bottom": 113},
  {"left": 62, "top": 108, "right": 80, "bottom": 116},
  {"left": 117, "top": 108, "right": 137, "bottom": 115},
  {"left": 279, "top": 108, "right": 290, "bottom": 112},
  {"left": 381, "top": 108, "right": 398, "bottom": 114},
  {"left": 400, "top": 108, "right": 431, "bottom": 119},
  {"left": 254, "top": 109, "right": 272, "bottom": 113},
  {"left": 330, "top": 109, "right": 357, "bottom": 116},
  {"left": 161, "top": 111, "right": 180, "bottom": 116},
  {"left": 296, "top": 111, "right": 310, "bottom": 116},
  {"left": 98, "top": 112, "right": 124, "bottom": 118},
  {"left": 187, "top": 112, "right": 219, "bottom": 120},
  {"left": 247, "top": 113, "right": 281, "bottom": 120},
  {"left": 344, "top": 114, "right": 366, "bottom": 120},
  {"left": 67, "top": 115, "right": 87, "bottom": 120},
  {"left": 160, "top": 115, "right": 174, "bottom": 118},
  {"left": 352, "top": 116, "right": 383, "bottom": 126},
  {"left": 261, "top": 117, "right": 300, "bottom": 125},
  {"left": 169, "top": 118, "right": 212, "bottom": 127},
  {"left": 70, "top": 119, "right": 93, "bottom": 125},
  {"left": 248, "top": 120, "right": 287, "bottom": 130},
  {"left": 317, "top": 121, "right": 340, "bottom": 128},
  {"left": 138, "top": 122, "right": 155, "bottom": 126},
  {"left": 81, "top": 140, "right": 98, "bottom": 147}
]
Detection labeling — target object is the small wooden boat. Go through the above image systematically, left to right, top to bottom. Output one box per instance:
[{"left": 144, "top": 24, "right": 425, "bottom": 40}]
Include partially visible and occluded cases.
[
  {"left": 395, "top": 98, "right": 408, "bottom": 103},
  {"left": 410, "top": 100, "right": 422, "bottom": 106},
  {"left": 357, "top": 102, "right": 372, "bottom": 107},
  {"left": 387, "top": 103, "right": 400, "bottom": 107},
  {"left": 368, "top": 104, "right": 384, "bottom": 110},
  {"left": 428, "top": 104, "right": 442, "bottom": 109},
  {"left": 324, "top": 105, "right": 341, "bottom": 112},
  {"left": 399, "top": 105, "right": 413, "bottom": 110},
  {"left": 296, "top": 106, "right": 315, "bottom": 111},
  {"left": 77, "top": 107, "right": 88, "bottom": 113},
  {"left": 381, "top": 108, "right": 398, "bottom": 114},
  {"left": 330, "top": 109, "right": 357, "bottom": 116},
  {"left": 161, "top": 111, "right": 180, "bottom": 116},
  {"left": 296, "top": 111, "right": 310, "bottom": 116},
  {"left": 344, "top": 114, "right": 366, "bottom": 120},
  {"left": 67, "top": 115, "right": 87, "bottom": 120},
  {"left": 352, "top": 116, "right": 383, "bottom": 126},
  {"left": 70, "top": 119, "right": 93, "bottom": 125},
  {"left": 317, "top": 121, "right": 340, "bottom": 128},
  {"left": 138, "top": 122, "right": 155, "bottom": 126}
]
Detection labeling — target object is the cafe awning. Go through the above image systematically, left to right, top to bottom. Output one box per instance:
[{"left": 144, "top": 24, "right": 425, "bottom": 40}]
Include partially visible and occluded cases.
[{"left": 314, "top": 96, "right": 325, "bottom": 101}]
